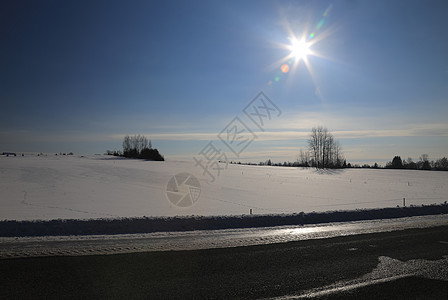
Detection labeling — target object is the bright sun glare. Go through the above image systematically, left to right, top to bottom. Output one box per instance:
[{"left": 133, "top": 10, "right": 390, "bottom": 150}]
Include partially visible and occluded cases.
[{"left": 288, "top": 38, "right": 310, "bottom": 60}]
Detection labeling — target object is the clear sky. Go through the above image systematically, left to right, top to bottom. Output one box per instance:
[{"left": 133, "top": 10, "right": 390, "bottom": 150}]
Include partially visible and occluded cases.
[{"left": 1, "top": 0, "right": 447, "bottom": 165}]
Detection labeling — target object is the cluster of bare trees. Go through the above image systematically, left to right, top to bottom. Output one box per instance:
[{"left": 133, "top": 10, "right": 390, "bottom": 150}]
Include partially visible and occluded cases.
[
  {"left": 299, "top": 126, "right": 344, "bottom": 168},
  {"left": 106, "top": 134, "right": 164, "bottom": 161},
  {"left": 119, "top": 134, "right": 164, "bottom": 161},
  {"left": 122, "top": 134, "right": 152, "bottom": 157}
]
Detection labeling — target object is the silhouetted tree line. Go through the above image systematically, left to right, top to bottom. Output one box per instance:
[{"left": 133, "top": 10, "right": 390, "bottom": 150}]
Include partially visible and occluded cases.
[
  {"left": 106, "top": 134, "right": 164, "bottom": 161},
  {"left": 228, "top": 153, "right": 448, "bottom": 171},
  {"left": 385, "top": 154, "right": 447, "bottom": 171},
  {"left": 230, "top": 160, "right": 314, "bottom": 167}
]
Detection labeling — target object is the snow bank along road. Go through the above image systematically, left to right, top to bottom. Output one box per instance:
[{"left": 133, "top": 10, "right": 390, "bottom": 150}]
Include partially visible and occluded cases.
[{"left": 1, "top": 154, "right": 447, "bottom": 220}]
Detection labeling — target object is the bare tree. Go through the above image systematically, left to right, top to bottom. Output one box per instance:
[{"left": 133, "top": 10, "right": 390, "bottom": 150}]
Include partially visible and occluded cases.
[
  {"left": 307, "top": 126, "right": 344, "bottom": 168},
  {"left": 308, "top": 127, "right": 321, "bottom": 168},
  {"left": 122, "top": 134, "right": 153, "bottom": 158},
  {"left": 132, "top": 134, "right": 148, "bottom": 154},
  {"left": 122, "top": 135, "right": 131, "bottom": 155},
  {"left": 333, "top": 140, "right": 342, "bottom": 167},
  {"left": 298, "top": 149, "right": 310, "bottom": 167},
  {"left": 419, "top": 153, "right": 431, "bottom": 170}
]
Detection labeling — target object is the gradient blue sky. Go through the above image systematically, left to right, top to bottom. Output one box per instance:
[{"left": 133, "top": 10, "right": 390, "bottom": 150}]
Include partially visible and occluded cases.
[{"left": 1, "top": 0, "right": 447, "bottom": 165}]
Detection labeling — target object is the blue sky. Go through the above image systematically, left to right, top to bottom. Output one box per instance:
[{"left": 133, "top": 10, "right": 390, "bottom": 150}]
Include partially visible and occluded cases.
[{"left": 1, "top": 0, "right": 447, "bottom": 165}]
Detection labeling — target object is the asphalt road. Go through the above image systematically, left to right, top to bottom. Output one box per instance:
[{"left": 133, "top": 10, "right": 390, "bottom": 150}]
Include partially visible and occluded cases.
[
  {"left": 1, "top": 215, "right": 447, "bottom": 259},
  {"left": 1, "top": 225, "right": 447, "bottom": 299}
]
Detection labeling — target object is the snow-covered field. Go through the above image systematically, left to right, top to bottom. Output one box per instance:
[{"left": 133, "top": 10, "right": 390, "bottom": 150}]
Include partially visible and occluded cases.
[{"left": 1, "top": 154, "right": 447, "bottom": 221}]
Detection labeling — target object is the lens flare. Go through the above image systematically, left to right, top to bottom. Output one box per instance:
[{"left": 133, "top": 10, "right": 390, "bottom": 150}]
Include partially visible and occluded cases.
[
  {"left": 316, "top": 19, "right": 325, "bottom": 30},
  {"left": 281, "top": 64, "right": 290, "bottom": 73}
]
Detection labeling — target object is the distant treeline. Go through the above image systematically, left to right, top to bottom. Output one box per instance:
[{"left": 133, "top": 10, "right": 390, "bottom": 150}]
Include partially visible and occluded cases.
[
  {"left": 106, "top": 134, "right": 164, "bottom": 161},
  {"left": 230, "top": 154, "right": 448, "bottom": 171},
  {"left": 384, "top": 155, "right": 448, "bottom": 171},
  {"left": 229, "top": 160, "right": 348, "bottom": 168}
]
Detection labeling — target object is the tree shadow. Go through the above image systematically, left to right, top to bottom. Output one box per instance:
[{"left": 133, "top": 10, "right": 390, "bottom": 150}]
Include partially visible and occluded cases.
[
  {"left": 93, "top": 156, "right": 129, "bottom": 161},
  {"left": 313, "top": 168, "right": 345, "bottom": 175}
]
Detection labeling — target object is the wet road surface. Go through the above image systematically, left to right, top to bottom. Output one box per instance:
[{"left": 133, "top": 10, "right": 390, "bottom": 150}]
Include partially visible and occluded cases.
[{"left": 0, "top": 216, "right": 447, "bottom": 299}]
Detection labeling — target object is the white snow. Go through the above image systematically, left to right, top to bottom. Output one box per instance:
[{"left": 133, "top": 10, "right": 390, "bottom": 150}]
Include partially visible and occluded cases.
[{"left": 1, "top": 154, "right": 447, "bottom": 221}]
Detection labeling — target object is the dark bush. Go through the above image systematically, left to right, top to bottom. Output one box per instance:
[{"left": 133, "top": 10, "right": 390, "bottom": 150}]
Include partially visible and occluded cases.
[{"left": 140, "top": 147, "right": 164, "bottom": 161}]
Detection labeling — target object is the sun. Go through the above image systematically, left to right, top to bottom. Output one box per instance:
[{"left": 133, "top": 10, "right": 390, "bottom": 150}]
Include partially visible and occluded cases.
[{"left": 288, "top": 38, "right": 311, "bottom": 60}]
